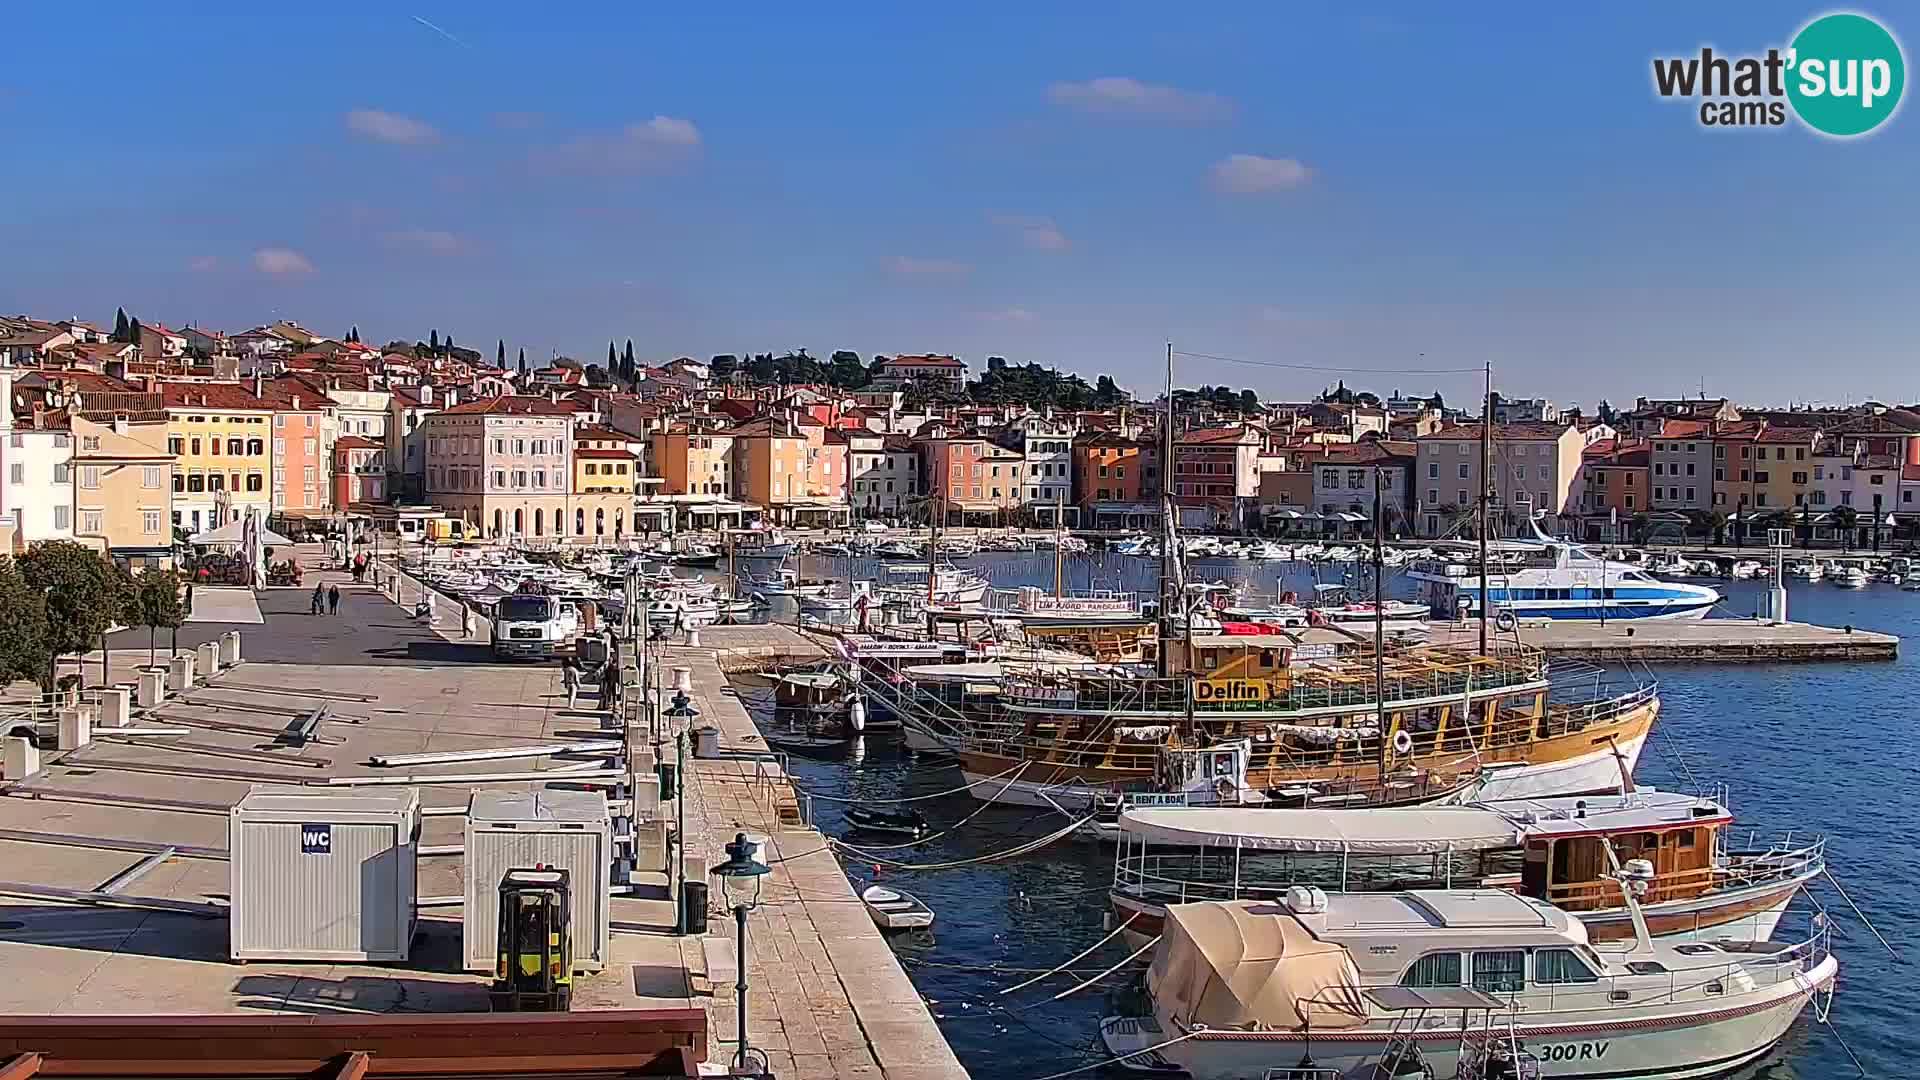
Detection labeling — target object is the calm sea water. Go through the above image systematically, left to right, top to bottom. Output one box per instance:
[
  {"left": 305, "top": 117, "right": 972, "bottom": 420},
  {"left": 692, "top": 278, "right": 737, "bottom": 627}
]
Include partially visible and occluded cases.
[{"left": 741, "top": 551, "right": 1916, "bottom": 1080}]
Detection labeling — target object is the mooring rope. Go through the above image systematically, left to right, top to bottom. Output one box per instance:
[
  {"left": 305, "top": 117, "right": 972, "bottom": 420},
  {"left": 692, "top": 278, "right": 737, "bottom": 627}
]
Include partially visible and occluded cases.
[
  {"left": 794, "top": 759, "right": 1029, "bottom": 804},
  {"left": 839, "top": 763, "right": 1033, "bottom": 851},
  {"left": 831, "top": 813, "right": 1093, "bottom": 870},
  {"left": 998, "top": 912, "right": 1140, "bottom": 996},
  {"left": 1049, "top": 934, "right": 1159, "bottom": 1001},
  {"left": 1016, "top": 1028, "right": 1204, "bottom": 1080}
]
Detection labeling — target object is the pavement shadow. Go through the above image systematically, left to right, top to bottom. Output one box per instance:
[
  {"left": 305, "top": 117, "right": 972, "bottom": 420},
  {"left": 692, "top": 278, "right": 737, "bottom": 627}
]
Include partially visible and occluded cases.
[
  {"left": 360, "top": 641, "right": 504, "bottom": 665},
  {"left": 0, "top": 904, "right": 227, "bottom": 962},
  {"left": 232, "top": 973, "right": 490, "bottom": 1014}
]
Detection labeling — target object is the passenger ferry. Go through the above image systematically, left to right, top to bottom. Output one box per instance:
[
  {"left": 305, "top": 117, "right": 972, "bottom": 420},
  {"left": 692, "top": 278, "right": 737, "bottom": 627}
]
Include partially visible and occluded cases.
[
  {"left": 1408, "top": 522, "right": 1719, "bottom": 621},
  {"left": 919, "top": 630, "right": 1660, "bottom": 810}
]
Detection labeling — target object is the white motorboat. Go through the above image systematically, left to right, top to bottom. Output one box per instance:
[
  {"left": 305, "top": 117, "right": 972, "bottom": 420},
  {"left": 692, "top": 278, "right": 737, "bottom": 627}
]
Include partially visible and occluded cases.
[
  {"left": 1409, "top": 519, "right": 1719, "bottom": 621},
  {"left": 1110, "top": 535, "right": 1157, "bottom": 557},
  {"left": 874, "top": 539, "right": 921, "bottom": 559},
  {"left": 1247, "top": 541, "right": 1293, "bottom": 561},
  {"left": 1729, "top": 559, "right": 1763, "bottom": 579},
  {"left": 882, "top": 563, "right": 989, "bottom": 605},
  {"left": 1834, "top": 565, "right": 1869, "bottom": 588},
  {"left": 743, "top": 566, "right": 835, "bottom": 598},
  {"left": 1903, "top": 571, "right": 1920, "bottom": 591},
  {"left": 798, "top": 581, "right": 876, "bottom": 613},
  {"left": 645, "top": 594, "right": 720, "bottom": 626},
  {"left": 860, "top": 884, "right": 934, "bottom": 931},
  {"left": 1099, "top": 886, "right": 1837, "bottom": 1080}
]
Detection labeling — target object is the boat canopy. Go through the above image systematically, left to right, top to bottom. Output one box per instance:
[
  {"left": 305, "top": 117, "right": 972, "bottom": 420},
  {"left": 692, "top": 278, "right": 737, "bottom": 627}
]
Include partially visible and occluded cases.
[
  {"left": 1121, "top": 806, "right": 1522, "bottom": 854},
  {"left": 1147, "top": 900, "right": 1368, "bottom": 1032}
]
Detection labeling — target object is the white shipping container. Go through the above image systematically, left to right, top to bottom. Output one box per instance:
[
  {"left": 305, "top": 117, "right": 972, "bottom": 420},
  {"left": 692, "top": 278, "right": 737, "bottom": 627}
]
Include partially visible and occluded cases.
[
  {"left": 229, "top": 786, "right": 421, "bottom": 962},
  {"left": 463, "top": 789, "right": 611, "bottom": 973}
]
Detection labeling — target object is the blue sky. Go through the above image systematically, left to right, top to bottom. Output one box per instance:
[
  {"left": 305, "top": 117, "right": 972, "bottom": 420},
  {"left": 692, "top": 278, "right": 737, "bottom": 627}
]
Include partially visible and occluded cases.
[{"left": 2, "top": 3, "right": 1916, "bottom": 409}]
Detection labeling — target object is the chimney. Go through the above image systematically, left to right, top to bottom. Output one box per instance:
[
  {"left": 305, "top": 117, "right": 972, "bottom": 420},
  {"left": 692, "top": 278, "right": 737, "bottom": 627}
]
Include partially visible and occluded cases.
[
  {"left": 253, "top": 373, "right": 262, "bottom": 396},
  {"left": 418, "top": 384, "right": 432, "bottom": 405},
  {"left": 292, "top": 395, "right": 302, "bottom": 411}
]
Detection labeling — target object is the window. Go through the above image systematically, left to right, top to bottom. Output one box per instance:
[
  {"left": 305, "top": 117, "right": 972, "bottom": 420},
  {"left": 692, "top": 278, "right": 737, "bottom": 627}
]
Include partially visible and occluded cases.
[
  {"left": 275, "top": 414, "right": 286, "bottom": 428},
  {"left": 169, "top": 436, "right": 184, "bottom": 454},
  {"left": 191, "top": 437, "right": 202, "bottom": 455},
  {"left": 209, "top": 438, "right": 220, "bottom": 456},
  {"left": 228, "top": 438, "right": 244, "bottom": 456},
  {"left": 1715, "top": 445, "right": 1726, "bottom": 459},
  {"left": 52, "top": 462, "right": 70, "bottom": 484},
  {"left": 1653, "top": 462, "right": 1664, "bottom": 476},
  {"left": 9, "top": 463, "right": 22, "bottom": 484},
  {"left": 1685, "top": 463, "right": 1695, "bottom": 476},
  {"left": 1539, "top": 465, "right": 1551, "bottom": 480},
  {"left": 303, "top": 466, "right": 316, "bottom": 484},
  {"left": 1714, "top": 467, "right": 1725, "bottom": 481},
  {"left": 493, "top": 470, "right": 506, "bottom": 488},
  {"left": 1754, "top": 471, "right": 1768, "bottom": 484},
  {"left": 1791, "top": 472, "right": 1808, "bottom": 485},
  {"left": 187, "top": 473, "right": 205, "bottom": 492},
  {"left": 246, "top": 473, "right": 264, "bottom": 492},
  {"left": 1872, "top": 473, "right": 1885, "bottom": 485},
  {"left": 1685, "top": 487, "right": 1695, "bottom": 501},
  {"left": 1427, "top": 488, "right": 1439, "bottom": 505},
  {"left": 1457, "top": 488, "right": 1468, "bottom": 505},
  {"left": 1842, "top": 490, "right": 1853, "bottom": 506},
  {"left": 1624, "top": 494, "right": 1635, "bottom": 509},
  {"left": 54, "top": 505, "right": 71, "bottom": 531},
  {"left": 143, "top": 509, "right": 162, "bottom": 535},
  {"left": 81, "top": 510, "right": 103, "bottom": 534},
  {"left": 1534, "top": 949, "right": 1600, "bottom": 985},
  {"left": 1471, "top": 950, "right": 1527, "bottom": 993},
  {"left": 1400, "top": 952, "right": 1462, "bottom": 988}
]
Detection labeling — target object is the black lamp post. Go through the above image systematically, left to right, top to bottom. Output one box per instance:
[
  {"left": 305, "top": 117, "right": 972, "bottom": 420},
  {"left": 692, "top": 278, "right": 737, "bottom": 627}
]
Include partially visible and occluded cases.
[
  {"left": 665, "top": 688, "right": 697, "bottom": 933},
  {"left": 710, "top": 831, "right": 771, "bottom": 1076}
]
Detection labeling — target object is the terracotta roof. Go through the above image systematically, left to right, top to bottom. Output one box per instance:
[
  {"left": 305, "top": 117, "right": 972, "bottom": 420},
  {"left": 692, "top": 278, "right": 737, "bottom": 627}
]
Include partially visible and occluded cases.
[
  {"left": 879, "top": 354, "right": 964, "bottom": 369},
  {"left": 257, "top": 377, "right": 341, "bottom": 411},
  {"left": 158, "top": 382, "right": 271, "bottom": 410},
  {"left": 437, "top": 395, "right": 576, "bottom": 417},
  {"left": 1656, "top": 419, "right": 1711, "bottom": 438},
  {"left": 573, "top": 425, "right": 630, "bottom": 441},
  {"left": 1179, "top": 425, "right": 1261, "bottom": 445},
  {"left": 1755, "top": 426, "right": 1819, "bottom": 444},
  {"left": 333, "top": 435, "right": 383, "bottom": 450},
  {"left": 574, "top": 447, "right": 635, "bottom": 460}
]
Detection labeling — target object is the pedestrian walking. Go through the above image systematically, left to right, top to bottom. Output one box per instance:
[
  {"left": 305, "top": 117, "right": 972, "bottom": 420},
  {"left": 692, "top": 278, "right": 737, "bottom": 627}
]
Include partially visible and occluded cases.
[
  {"left": 311, "top": 584, "right": 326, "bottom": 616},
  {"left": 327, "top": 584, "right": 340, "bottom": 615},
  {"left": 462, "top": 603, "right": 475, "bottom": 639},
  {"left": 561, "top": 657, "right": 582, "bottom": 709},
  {"left": 600, "top": 661, "right": 619, "bottom": 709}
]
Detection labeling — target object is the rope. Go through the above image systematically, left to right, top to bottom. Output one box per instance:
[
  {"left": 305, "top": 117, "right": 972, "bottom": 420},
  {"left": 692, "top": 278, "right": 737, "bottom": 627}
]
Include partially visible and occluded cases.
[
  {"left": 794, "top": 759, "right": 1028, "bottom": 804},
  {"left": 842, "top": 763, "right": 1033, "bottom": 851},
  {"left": 831, "top": 813, "right": 1093, "bottom": 870},
  {"left": 999, "top": 912, "right": 1140, "bottom": 996},
  {"left": 1049, "top": 934, "right": 1160, "bottom": 1001},
  {"left": 1016, "top": 1029, "right": 1204, "bottom": 1080}
]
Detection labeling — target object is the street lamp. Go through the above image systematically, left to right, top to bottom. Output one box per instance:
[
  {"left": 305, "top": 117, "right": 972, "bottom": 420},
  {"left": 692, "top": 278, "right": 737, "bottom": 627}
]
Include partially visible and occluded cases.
[
  {"left": 665, "top": 689, "right": 698, "bottom": 934},
  {"left": 710, "top": 831, "right": 771, "bottom": 1076}
]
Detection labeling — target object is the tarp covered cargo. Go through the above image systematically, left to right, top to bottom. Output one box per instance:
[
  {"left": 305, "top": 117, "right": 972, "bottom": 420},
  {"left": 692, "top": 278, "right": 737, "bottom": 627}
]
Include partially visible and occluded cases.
[{"left": 1147, "top": 900, "right": 1368, "bottom": 1031}]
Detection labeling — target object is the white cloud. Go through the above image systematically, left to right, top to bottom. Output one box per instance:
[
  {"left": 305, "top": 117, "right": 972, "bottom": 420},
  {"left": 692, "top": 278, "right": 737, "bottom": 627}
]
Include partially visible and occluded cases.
[
  {"left": 1046, "top": 77, "right": 1230, "bottom": 120},
  {"left": 345, "top": 108, "right": 439, "bottom": 145},
  {"left": 541, "top": 116, "right": 702, "bottom": 173},
  {"left": 1210, "top": 154, "right": 1312, "bottom": 194},
  {"left": 988, "top": 212, "right": 1069, "bottom": 251},
  {"left": 382, "top": 227, "right": 464, "bottom": 255},
  {"left": 253, "top": 247, "right": 314, "bottom": 275},
  {"left": 186, "top": 255, "right": 220, "bottom": 272},
  {"left": 884, "top": 255, "right": 971, "bottom": 277},
  {"left": 980, "top": 307, "right": 1037, "bottom": 323}
]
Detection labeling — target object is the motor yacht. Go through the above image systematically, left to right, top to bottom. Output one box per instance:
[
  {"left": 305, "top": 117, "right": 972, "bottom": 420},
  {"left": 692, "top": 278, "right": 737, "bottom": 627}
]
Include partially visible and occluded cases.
[{"left": 1409, "top": 521, "right": 1719, "bottom": 621}]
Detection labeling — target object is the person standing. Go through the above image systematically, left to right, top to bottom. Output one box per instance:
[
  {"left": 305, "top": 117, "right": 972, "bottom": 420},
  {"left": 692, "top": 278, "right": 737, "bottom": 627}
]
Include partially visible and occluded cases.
[
  {"left": 311, "top": 583, "right": 326, "bottom": 616},
  {"left": 327, "top": 584, "right": 341, "bottom": 615},
  {"left": 462, "top": 602, "right": 475, "bottom": 639},
  {"left": 561, "top": 657, "right": 582, "bottom": 709}
]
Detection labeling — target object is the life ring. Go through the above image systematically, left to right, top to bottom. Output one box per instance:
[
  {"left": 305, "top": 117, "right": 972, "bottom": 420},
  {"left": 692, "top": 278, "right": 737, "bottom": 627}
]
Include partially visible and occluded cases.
[
  {"left": 1494, "top": 609, "right": 1518, "bottom": 632},
  {"left": 1392, "top": 730, "right": 1414, "bottom": 756}
]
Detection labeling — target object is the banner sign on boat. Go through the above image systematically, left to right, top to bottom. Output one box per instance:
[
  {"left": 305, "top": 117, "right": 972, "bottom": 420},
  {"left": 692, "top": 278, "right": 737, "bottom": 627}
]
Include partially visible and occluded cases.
[{"left": 1194, "top": 676, "right": 1288, "bottom": 703}]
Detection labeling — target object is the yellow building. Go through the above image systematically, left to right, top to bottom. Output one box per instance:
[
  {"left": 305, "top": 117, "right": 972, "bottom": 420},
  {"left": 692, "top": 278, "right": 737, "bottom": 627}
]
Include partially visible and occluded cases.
[
  {"left": 160, "top": 383, "right": 273, "bottom": 533},
  {"left": 71, "top": 413, "right": 175, "bottom": 567},
  {"left": 571, "top": 426, "right": 639, "bottom": 540}
]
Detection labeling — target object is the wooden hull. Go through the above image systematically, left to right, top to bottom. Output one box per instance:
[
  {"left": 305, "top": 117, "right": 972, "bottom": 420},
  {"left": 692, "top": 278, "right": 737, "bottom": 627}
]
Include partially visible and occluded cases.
[{"left": 958, "top": 697, "right": 1658, "bottom": 809}]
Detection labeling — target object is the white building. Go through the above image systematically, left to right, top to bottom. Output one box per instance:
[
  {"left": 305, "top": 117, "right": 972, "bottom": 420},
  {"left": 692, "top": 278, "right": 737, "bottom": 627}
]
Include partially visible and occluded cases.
[
  {"left": 0, "top": 363, "right": 75, "bottom": 544},
  {"left": 1009, "top": 413, "right": 1076, "bottom": 522},
  {"left": 845, "top": 430, "right": 919, "bottom": 519}
]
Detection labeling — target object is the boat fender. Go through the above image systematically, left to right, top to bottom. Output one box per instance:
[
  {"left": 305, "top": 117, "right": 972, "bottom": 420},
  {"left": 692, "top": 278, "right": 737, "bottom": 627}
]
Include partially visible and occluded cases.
[
  {"left": 1494, "top": 609, "right": 1517, "bottom": 632},
  {"left": 848, "top": 696, "right": 866, "bottom": 733},
  {"left": 1392, "top": 730, "right": 1414, "bottom": 756}
]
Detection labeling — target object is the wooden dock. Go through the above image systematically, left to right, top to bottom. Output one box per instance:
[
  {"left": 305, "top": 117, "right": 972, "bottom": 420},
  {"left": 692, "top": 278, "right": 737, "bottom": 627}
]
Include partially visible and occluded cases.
[{"left": 1428, "top": 617, "right": 1898, "bottom": 662}]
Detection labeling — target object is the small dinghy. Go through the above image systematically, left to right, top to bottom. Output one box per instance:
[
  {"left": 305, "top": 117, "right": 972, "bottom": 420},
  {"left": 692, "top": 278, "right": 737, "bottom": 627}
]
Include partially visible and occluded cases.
[
  {"left": 846, "top": 805, "right": 928, "bottom": 838},
  {"left": 860, "top": 884, "right": 934, "bottom": 931}
]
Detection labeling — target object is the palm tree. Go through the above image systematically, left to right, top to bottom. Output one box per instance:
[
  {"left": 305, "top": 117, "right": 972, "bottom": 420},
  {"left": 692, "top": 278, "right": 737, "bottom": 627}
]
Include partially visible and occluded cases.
[
  {"left": 1830, "top": 505, "right": 1859, "bottom": 551},
  {"left": 1706, "top": 509, "right": 1729, "bottom": 547}
]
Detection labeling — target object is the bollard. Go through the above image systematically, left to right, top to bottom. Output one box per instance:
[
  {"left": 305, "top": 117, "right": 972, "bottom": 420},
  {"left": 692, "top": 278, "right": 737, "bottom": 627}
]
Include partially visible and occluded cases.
[
  {"left": 686, "top": 628, "right": 701, "bottom": 648},
  {"left": 219, "top": 630, "right": 241, "bottom": 668},
  {"left": 196, "top": 641, "right": 220, "bottom": 679},
  {"left": 169, "top": 652, "right": 196, "bottom": 693},
  {"left": 673, "top": 666, "right": 692, "bottom": 693},
  {"left": 137, "top": 668, "right": 165, "bottom": 709},
  {"left": 100, "top": 687, "right": 132, "bottom": 728},
  {"left": 57, "top": 707, "right": 91, "bottom": 751},
  {"left": 694, "top": 724, "right": 721, "bottom": 759},
  {"left": 2, "top": 736, "right": 39, "bottom": 780},
  {"left": 631, "top": 774, "right": 662, "bottom": 821}
]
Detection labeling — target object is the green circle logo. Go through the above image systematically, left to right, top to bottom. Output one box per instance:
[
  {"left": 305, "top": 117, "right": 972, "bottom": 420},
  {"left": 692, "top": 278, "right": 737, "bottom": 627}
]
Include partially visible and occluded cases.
[{"left": 1787, "top": 13, "right": 1905, "bottom": 137}]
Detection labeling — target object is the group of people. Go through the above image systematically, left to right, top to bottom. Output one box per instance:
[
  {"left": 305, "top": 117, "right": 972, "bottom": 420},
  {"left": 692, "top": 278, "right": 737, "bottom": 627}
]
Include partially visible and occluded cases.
[
  {"left": 309, "top": 583, "right": 342, "bottom": 616},
  {"left": 558, "top": 628, "right": 623, "bottom": 711}
]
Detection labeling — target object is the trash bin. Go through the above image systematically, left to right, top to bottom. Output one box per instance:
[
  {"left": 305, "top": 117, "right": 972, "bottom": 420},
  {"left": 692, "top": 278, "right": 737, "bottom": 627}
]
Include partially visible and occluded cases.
[
  {"left": 657, "top": 759, "right": 678, "bottom": 802},
  {"left": 682, "top": 880, "right": 709, "bottom": 935}
]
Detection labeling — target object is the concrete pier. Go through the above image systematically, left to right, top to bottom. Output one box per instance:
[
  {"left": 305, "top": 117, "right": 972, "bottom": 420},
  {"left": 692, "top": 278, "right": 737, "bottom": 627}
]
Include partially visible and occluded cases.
[
  {"left": 0, "top": 557, "right": 968, "bottom": 1079},
  {"left": 1429, "top": 616, "right": 1898, "bottom": 662}
]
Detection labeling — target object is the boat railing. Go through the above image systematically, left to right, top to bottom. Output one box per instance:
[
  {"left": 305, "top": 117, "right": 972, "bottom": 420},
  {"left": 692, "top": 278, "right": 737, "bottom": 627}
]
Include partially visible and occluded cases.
[
  {"left": 1001, "top": 656, "right": 1551, "bottom": 717},
  {"left": 1542, "top": 680, "right": 1660, "bottom": 729},
  {"left": 1547, "top": 834, "right": 1825, "bottom": 910},
  {"left": 1113, "top": 850, "right": 1491, "bottom": 906},
  {"left": 1523, "top": 922, "right": 1831, "bottom": 1016}
]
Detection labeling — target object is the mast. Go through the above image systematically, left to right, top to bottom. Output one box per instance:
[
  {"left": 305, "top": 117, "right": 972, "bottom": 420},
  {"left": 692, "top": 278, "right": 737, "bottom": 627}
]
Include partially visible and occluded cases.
[
  {"left": 1158, "top": 342, "right": 1176, "bottom": 677},
  {"left": 1478, "top": 361, "right": 1492, "bottom": 655},
  {"left": 1373, "top": 466, "right": 1388, "bottom": 780},
  {"left": 1053, "top": 490, "right": 1065, "bottom": 599}
]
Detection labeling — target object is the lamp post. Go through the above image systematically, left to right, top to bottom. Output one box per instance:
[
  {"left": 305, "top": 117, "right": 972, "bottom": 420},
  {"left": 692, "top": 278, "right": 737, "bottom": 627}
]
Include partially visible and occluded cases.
[
  {"left": 665, "top": 688, "right": 698, "bottom": 934},
  {"left": 710, "top": 831, "right": 771, "bottom": 1076}
]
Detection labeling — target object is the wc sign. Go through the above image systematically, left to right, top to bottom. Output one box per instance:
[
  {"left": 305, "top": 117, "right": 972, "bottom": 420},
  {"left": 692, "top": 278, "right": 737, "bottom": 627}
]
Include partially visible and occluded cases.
[{"left": 300, "top": 823, "right": 332, "bottom": 854}]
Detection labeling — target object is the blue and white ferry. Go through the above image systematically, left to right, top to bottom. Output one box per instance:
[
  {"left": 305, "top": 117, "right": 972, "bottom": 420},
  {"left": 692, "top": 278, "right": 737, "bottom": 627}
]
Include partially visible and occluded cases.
[{"left": 1407, "top": 521, "right": 1719, "bottom": 621}]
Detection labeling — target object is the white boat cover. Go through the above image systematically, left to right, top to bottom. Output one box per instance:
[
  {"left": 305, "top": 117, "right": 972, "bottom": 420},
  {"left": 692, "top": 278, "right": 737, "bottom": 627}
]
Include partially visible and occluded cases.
[
  {"left": 1121, "top": 805, "right": 1522, "bottom": 854},
  {"left": 1148, "top": 900, "right": 1367, "bottom": 1031}
]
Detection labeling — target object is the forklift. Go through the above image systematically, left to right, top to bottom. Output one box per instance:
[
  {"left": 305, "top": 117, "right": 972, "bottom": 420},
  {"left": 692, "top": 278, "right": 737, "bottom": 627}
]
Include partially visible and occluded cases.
[{"left": 489, "top": 867, "right": 574, "bottom": 1012}]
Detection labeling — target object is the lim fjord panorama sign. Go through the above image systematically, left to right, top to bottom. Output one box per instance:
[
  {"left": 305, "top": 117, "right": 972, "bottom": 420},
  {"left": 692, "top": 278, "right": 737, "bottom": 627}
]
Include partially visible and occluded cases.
[{"left": 1652, "top": 11, "right": 1905, "bottom": 136}]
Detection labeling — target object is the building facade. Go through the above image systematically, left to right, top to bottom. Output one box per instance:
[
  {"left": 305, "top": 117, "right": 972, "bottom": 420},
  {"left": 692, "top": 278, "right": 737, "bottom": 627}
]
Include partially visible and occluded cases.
[
  {"left": 161, "top": 383, "right": 273, "bottom": 533},
  {"left": 422, "top": 396, "right": 575, "bottom": 539},
  {"left": 70, "top": 414, "right": 173, "bottom": 565},
  {"left": 1647, "top": 420, "right": 1713, "bottom": 514},
  {"left": 1413, "top": 423, "right": 1586, "bottom": 539},
  {"left": 1172, "top": 425, "right": 1263, "bottom": 531},
  {"left": 845, "top": 430, "right": 918, "bottom": 519},
  {"left": 331, "top": 436, "right": 387, "bottom": 507}
]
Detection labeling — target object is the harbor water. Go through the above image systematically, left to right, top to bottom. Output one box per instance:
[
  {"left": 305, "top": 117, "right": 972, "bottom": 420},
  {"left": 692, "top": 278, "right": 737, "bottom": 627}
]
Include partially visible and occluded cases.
[{"left": 742, "top": 550, "right": 1916, "bottom": 1079}]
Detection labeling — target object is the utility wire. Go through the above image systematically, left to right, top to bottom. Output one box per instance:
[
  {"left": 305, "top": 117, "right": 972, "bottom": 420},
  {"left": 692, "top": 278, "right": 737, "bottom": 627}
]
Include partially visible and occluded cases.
[{"left": 1173, "top": 349, "right": 1483, "bottom": 375}]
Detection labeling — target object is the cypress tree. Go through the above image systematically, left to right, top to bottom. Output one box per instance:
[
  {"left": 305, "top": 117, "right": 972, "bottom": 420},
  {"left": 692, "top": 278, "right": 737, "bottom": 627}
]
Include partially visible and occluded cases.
[
  {"left": 113, "top": 308, "right": 129, "bottom": 342},
  {"left": 128, "top": 317, "right": 144, "bottom": 349},
  {"left": 349, "top": 324, "right": 360, "bottom": 343},
  {"left": 429, "top": 329, "right": 439, "bottom": 353},
  {"left": 445, "top": 334, "right": 455, "bottom": 352},
  {"left": 497, "top": 339, "right": 506, "bottom": 366},
  {"left": 623, "top": 340, "right": 635, "bottom": 374},
  {"left": 608, "top": 341, "right": 617, "bottom": 368},
  {"left": 518, "top": 347, "right": 527, "bottom": 374}
]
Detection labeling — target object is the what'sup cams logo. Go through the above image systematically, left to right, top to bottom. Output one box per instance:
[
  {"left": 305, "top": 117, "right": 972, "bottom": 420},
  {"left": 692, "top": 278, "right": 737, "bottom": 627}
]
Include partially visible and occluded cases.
[{"left": 1653, "top": 11, "right": 1905, "bottom": 137}]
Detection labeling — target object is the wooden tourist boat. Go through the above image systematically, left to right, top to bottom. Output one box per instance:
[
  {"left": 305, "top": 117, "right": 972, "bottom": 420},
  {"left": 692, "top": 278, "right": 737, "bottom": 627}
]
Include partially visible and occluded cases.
[
  {"left": 926, "top": 633, "right": 1660, "bottom": 810},
  {"left": 1106, "top": 789, "right": 1825, "bottom": 946}
]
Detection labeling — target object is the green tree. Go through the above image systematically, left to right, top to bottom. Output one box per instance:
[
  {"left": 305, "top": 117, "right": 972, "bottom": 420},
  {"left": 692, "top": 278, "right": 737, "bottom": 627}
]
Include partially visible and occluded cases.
[
  {"left": 112, "top": 308, "right": 130, "bottom": 342},
  {"left": 128, "top": 317, "right": 144, "bottom": 349},
  {"left": 348, "top": 325, "right": 360, "bottom": 343},
  {"left": 429, "top": 329, "right": 439, "bottom": 353},
  {"left": 497, "top": 339, "right": 507, "bottom": 366},
  {"left": 623, "top": 339, "right": 636, "bottom": 374},
  {"left": 608, "top": 341, "right": 617, "bottom": 369},
  {"left": 517, "top": 347, "right": 527, "bottom": 374},
  {"left": 826, "top": 350, "right": 867, "bottom": 388},
  {"left": 710, "top": 354, "right": 738, "bottom": 382},
  {"left": 1239, "top": 389, "right": 1260, "bottom": 414},
  {"left": 1830, "top": 505, "right": 1858, "bottom": 551},
  {"left": 1707, "top": 509, "right": 1729, "bottom": 547},
  {"left": 17, "top": 541, "right": 121, "bottom": 691},
  {"left": 0, "top": 558, "right": 49, "bottom": 691},
  {"left": 134, "top": 568, "right": 186, "bottom": 667}
]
